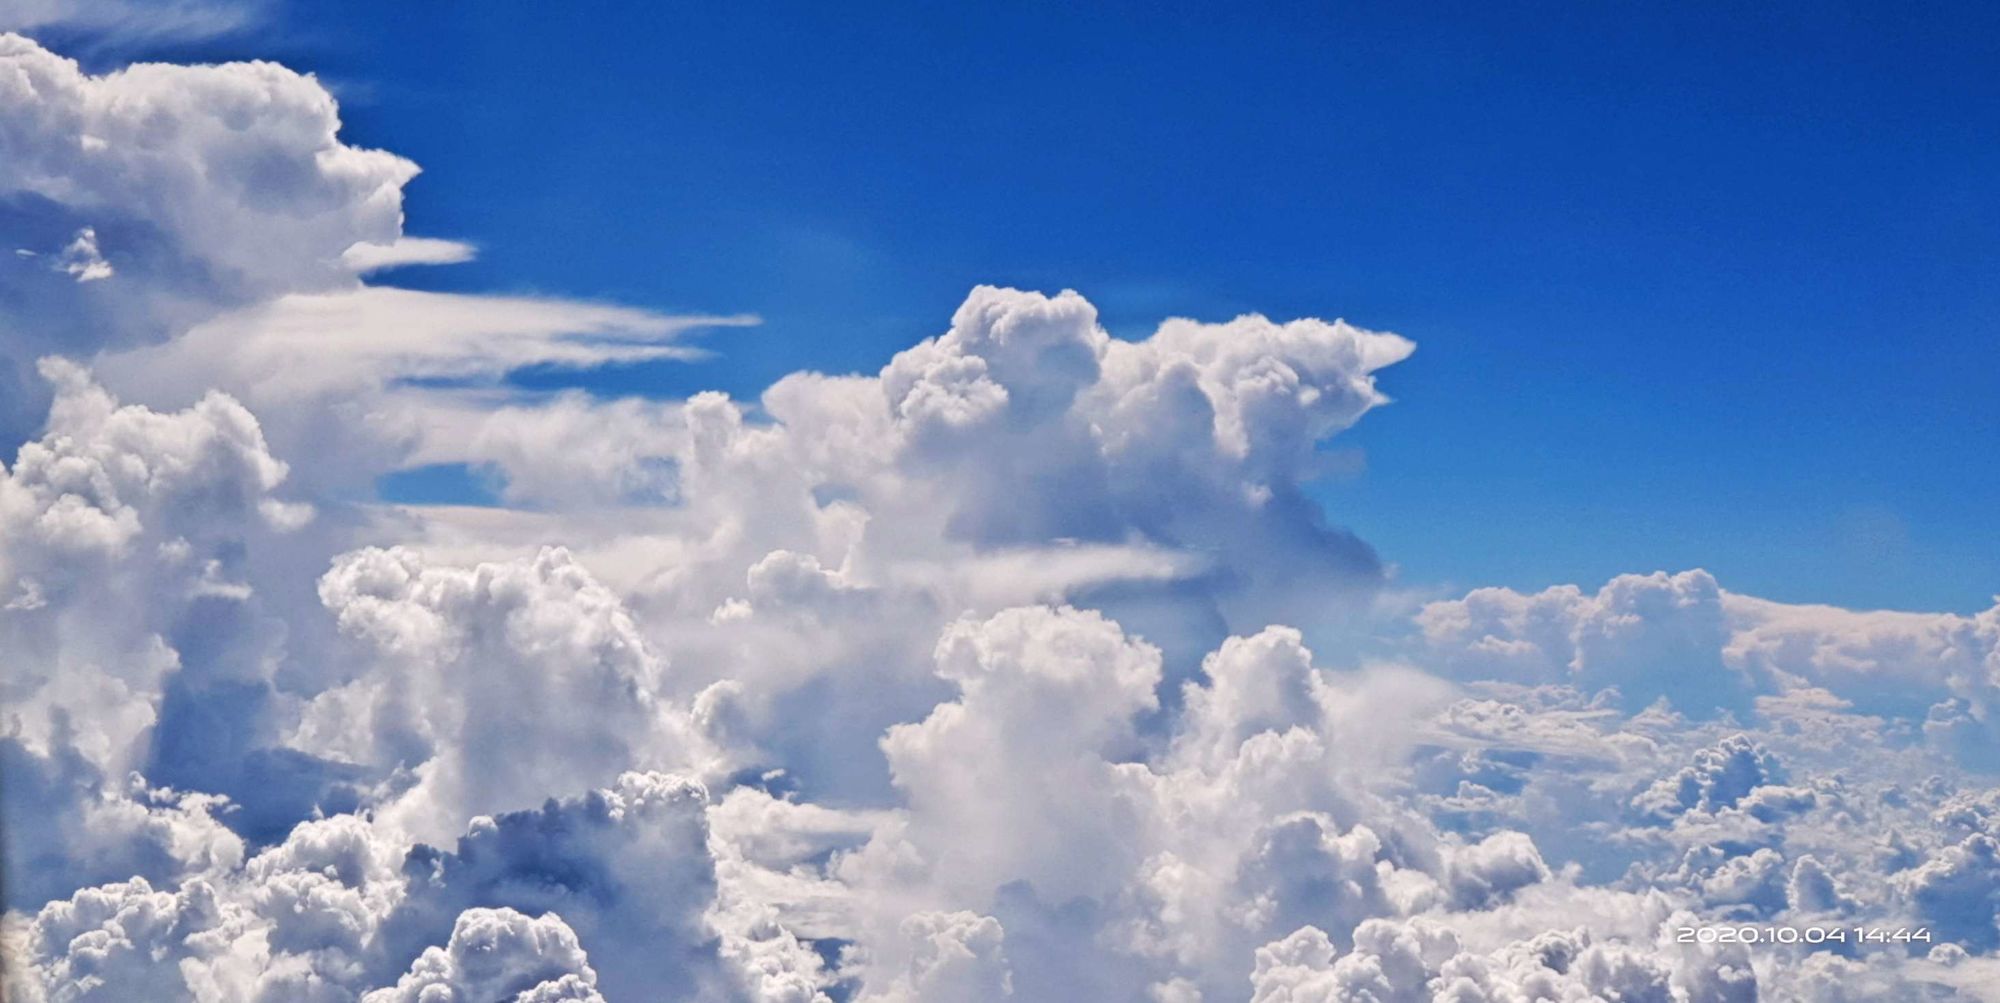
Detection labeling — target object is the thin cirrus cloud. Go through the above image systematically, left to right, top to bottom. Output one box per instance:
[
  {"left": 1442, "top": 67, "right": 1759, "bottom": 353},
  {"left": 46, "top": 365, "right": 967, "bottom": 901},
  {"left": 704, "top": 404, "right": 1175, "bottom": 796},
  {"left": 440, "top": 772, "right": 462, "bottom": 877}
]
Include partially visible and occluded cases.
[
  {"left": 0, "top": 0, "right": 265, "bottom": 47},
  {"left": 0, "top": 28, "right": 1995, "bottom": 1003}
]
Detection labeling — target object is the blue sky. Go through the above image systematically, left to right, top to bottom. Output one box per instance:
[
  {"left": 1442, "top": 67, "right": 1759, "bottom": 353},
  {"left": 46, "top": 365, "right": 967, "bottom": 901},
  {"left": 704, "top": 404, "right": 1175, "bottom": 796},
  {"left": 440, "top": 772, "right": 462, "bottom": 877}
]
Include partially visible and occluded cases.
[
  {"left": 136, "top": 1, "right": 1997, "bottom": 612},
  {"left": 13, "top": 11, "right": 2000, "bottom": 998}
]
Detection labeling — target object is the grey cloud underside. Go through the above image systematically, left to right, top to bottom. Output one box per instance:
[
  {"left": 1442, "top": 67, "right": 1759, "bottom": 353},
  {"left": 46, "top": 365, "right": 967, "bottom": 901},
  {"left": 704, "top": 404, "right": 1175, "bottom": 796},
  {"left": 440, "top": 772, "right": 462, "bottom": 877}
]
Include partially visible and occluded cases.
[{"left": 3, "top": 31, "right": 1998, "bottom": 1003}]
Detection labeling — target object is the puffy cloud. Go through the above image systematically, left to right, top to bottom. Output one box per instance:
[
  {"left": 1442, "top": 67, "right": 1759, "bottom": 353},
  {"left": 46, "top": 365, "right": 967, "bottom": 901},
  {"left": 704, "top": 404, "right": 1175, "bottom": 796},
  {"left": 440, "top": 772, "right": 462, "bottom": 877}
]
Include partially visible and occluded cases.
[
  {"left": 0, "top": 30, "right": 744, "bottom": 484},
  {"left": 8, "top": 30, "right": 1999, "bottom": 1003},
  {"left": 0, "top": 32, "right": 416, "bottom": 437},
  {"left": 0, "top": 32, "right": 406, "bottom": 305},
  {"left": 56, "top": 227, "right": 111, "bottom": 282},
  {"left": 14, "top": 282, "right": 1994, "bottom": 1000},
  {"left": 391, "top": 284, "right": 1407, "bottom": 625},
  {"left": 353, "top": 285, "right": 1412, "bottom": 822},
  {"left": 882, "top": 286, "right": 1410, "bottom": 622},
  {"left": 0, "top": 362, "right": 316, "bottom": 907},
  {"left": 306, "top": 546, "right": 710, "bottom": 840},
  {"left": 1418, "top": 570, "right": 1754, "bottom": 715},
  {"left": 1422, "top": 571, "right": 2000, "bottom": 755},
  {"left": 1726, "top": 595, "right": 2000, "bottom": 758},
  {"left": 876, "top": 605, "right": 1162, "bottom": 900},
  {"left": 780, "top": 612, "right": 1471, "bottom": 1000},
  {"left": 725, "top": 618, "right": 1472, "bottom": 1000},
  {"left": 1172, "top": 626, "right": 1324, "bottom": 772},
  {"left": 1631, "top": 734, "right": 1785, "bottom": 824},
  {"left": 0, "top": 744, "right": 243, "bottom": 912},
  {"left": 5, "top": 771, "right": 804, "bottom": 1002},
  {"left": 375, "top": 772, "right": 725, "bottom": 1000},
  {"left": 235, "top": 813, "right": 404, "bottom": 972},
  {"left": 1442, "top": 831, "right": 1549, "bottom": 910},
  {"left": 1898, "top": 833, "right": 2000, "bottom": 950},
  {"left": 1788, "top": 854, "right": 1858, "bottom": 915},
  {"left": 10, "top": 877, "right": 236, "bottom": 1002},
  {"left": 362, "top": 908, "right": 605, "bottom": 1003},
  {"left": 864, "top": 911, "right": 1012, "bottom": 1003},
  {"left": 1242, "top": 917, "right": 1738, "bottom": 1003},
  {"left": 1248, "top": 924, "right": 1343, "bottom": 1002},
  {"left": 1767, "top": 951, "right": 1983, "bottom": 1003}
]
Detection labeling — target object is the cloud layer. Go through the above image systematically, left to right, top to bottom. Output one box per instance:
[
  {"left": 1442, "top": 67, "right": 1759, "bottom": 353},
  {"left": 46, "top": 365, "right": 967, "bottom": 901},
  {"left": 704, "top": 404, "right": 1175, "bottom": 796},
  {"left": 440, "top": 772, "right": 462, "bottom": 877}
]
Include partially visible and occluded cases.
[{"left": 2, "top": 30, "right": 1995, "bottom": 1003}]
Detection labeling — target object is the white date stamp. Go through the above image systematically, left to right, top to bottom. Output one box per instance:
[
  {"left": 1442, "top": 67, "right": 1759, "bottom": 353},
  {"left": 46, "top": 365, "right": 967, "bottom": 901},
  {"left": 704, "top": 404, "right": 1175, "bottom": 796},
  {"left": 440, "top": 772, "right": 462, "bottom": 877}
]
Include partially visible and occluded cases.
[{"left": 1673, "top": 925, "right": 1933, "bottom": 946}]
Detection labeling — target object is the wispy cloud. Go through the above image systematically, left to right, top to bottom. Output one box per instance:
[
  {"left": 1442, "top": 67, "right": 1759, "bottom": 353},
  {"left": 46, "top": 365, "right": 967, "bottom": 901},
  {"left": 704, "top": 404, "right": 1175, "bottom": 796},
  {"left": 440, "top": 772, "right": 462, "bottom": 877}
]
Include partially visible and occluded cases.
[{"left": 0, "top": 0, "right": 266, "bottom": 49}]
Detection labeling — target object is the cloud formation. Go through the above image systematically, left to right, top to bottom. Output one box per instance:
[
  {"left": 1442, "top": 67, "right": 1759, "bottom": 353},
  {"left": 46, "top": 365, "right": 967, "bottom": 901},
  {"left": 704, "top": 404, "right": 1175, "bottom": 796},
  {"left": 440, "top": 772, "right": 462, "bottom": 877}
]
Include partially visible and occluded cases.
[
  {"left": 3, "top": 30, "right": 1996, "bottom": 1003},
  {"left": 0, "top": 31, "right": 412, "bottom": 435}
]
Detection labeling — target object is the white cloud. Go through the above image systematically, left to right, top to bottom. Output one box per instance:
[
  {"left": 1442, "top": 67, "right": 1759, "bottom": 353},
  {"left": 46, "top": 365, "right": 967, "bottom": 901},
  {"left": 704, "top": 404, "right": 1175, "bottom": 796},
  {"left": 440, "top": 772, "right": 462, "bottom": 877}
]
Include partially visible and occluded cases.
[
  {"left": 0, "top": 0, "right": 264, "bottom": 46},
  {"left": 5, "top": 30, "right": 1997, "bottom": 1003},
  {"left": 0, "top": 32, "right": 414, "bottom": 391},
  {"left": 1, "top": 32, "right": 743, "bottom": 460},
  {"left": 0, "top": 33, "right": 406, "bottom": 300},
  {"left": 56, "top": 226, "right": 111, "bottom": 282},
  {"left": 340, "top": 238, "right": 477, "bottom": 274},
  {"left": 376, "top": 284, "right": 1406, "bottom": 623},
  {"left": 103, "top": 288, "right": 748, "bottom": 404},
  {"left": 14, "top": 294, "right": 1998, "bottom": 999},
  {"left": 0, "top": 360, "right": 302, "bottom": 778},
  {"left": 305, "top": 546, "right": 713, "bottom": 841},
  {"left": 1418, "top": 569, "right": 1757, "bottom": 715},
  {"left": 1421, "top": 571, "right": 2000, "bottom": 749},
  {"left": 875, "top": 605, "right": 1163, "bottom": 900},
  {"left": 1631, "top": 733, "right": 1786, "bottom": 824},
  {"left": 4, "top": 770, "right": 790, "bottom": 1002},
  {"left": 9, "top": 877, "right": 237, "bottom": 1002},
  {"left": 364, "top": 908, "right": 606, "bottom": 1003},
  {"left": 864, "top": 911, "right": 1013, "bottom": 1003},
  {"left": 1240, "top": 916, "right": 1743, "bottom": 1003}
]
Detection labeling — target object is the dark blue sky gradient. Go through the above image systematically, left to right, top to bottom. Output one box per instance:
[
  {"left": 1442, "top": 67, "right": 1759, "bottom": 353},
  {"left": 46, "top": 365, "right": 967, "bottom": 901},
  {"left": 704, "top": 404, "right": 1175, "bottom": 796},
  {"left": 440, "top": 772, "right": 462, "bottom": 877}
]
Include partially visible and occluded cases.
[{"left": 100, "top": 1, "right": 2000, "bottom": 611}]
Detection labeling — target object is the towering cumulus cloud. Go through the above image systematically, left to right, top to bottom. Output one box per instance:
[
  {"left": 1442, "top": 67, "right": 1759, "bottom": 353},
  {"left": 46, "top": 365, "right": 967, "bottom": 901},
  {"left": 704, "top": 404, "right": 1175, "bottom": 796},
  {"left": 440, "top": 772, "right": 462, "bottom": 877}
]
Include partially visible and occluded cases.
[
  {"left": 2, "top": 30, "right": 1996, "bottom": 1003},
  {"left": 0, "top": 31, "right": 418, "bottom": 438}
]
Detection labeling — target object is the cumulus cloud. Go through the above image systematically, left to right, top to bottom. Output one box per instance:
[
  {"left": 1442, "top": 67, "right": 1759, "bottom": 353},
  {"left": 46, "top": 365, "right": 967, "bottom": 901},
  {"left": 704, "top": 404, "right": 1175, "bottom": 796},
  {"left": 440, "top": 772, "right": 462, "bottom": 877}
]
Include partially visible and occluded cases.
[
  {"left": 6, "top": 29, "right": 1998, "bottom": 1003},
  {"left": 0, "top": 31, "right": 743, "bottom": 466},
  {"left": 0, "top": 32, "right": 417, "bottom": 437},
  {"left": 0, "top": 32, "right": 407, "bottom": 305},
  {"left": 56, "top": 226, "right": 111, "bottom": 282},
  {"left": 328, "top": 282, "right": 1416, "bottom": 822},
  {"left": 387, "top": 284, "right": 1407, "bottom": 614},
  {"left": 15, "top": 289, "right": 1997, "bottom": 1000},
  {"left": 0, "top": 362, "right": 317, "bottom": 904},
  {"left": 305, "top": 546, "right": 711, "bottom": 841},
  {"left": 1417, "top": 569, "right": 1757, "bottom": 715},
  {"left": 1421, "top": 570, "right": 2000, "bottom": 745},
  {"left": 1727, "top": 595, "right": 2000, "bottom": 754},
  {"left": 876, "top": 605, "right": 1162, "bottom": 898},
  {"left": 704, "top": 615, "right": 1494, "bottom": 1000},
  {"left": 1630, "top": 733, "right": 1786, "bottom": 824},
  {"left": 4, "top": 771, "right": 791, "bottom": 1002},
  {"left": 364, "top": 907, "right": 607, "bottom": 1003},
  {"left": 866, "top": 911, "right": 1013, "bottom": 1003},
  {"left": 1241, "top": 916, "right": 1751, "bottom": 1003}
]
